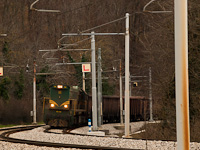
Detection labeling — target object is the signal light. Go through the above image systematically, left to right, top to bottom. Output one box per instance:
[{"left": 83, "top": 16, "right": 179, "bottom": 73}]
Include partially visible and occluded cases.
[
  {"left": 26, "top": 64, "right": 29, "bottom": 72},
  {"left": 133, "top": 82, "right": 138, "bottom": 87},
  {"left": 57, "top": 85, "right": 63, "bottom": 89},
  {"left": 50, "top": 104, "right": 55, "bottom": 108},
  {"left": 64, "top": 104, "right": 68, "bottom": 108}
]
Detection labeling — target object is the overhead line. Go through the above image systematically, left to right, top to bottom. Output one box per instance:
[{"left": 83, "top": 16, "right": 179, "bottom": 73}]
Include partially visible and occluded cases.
[
  {"left": 7, "top": 2, "right": 95, "bottom": 44},
  {"left": 8, "top": 3, "right": 143, "bottom": 45},
  {"left": 58, "top": 3, "right": 94, "bottom": 16},
  {"left": 8, "top": 7, "right": 139, "bottom": 45},
  {"left": 79, "top": 11, "right": 145, "bottom": 34},
  {"left": 81, "top": 16, "right": 126, "bottom": 33},
  {"left": 59, "top": 37, "right": 91, "bottom": 48}
]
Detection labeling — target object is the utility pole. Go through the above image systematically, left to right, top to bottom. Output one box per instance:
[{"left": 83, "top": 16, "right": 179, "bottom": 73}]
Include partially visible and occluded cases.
[
  {"left": 175, "top": 0, "right": 190, "bottom": 149},
  {"left": 124, "top": 13, "right": 130, "bottom": 137},
  {"left": 62, "top": 27, "right": 126, "bottom": 132},
  {"left": 91, "top": 31, "right": 98, "bottom": 131},
  {"left": 97, "top": 48, "right": 102, "bottom": 127},
  {"left": 99, "top": 53, "right": 103, "bottom": 126},
  {"left": 119, "top": 59, "right": 123, "bottom": 124},
  {"left": 33, "top": 60, "right": 37, "bottom": 124},
  {"left": 149, "top": 67, "right": 153, "bottom": 122},
  {"left": 129, "top": 75, "right": 132, "bottom": 96}
]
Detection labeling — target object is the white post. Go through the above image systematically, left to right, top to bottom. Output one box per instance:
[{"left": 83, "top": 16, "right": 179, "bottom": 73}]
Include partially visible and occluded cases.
[
  {"left": 175, "top": 0, "right": 190, "bottom": 149},
  {"left": 125, "top": 13, "right": 130, "bottom": 137},
  {"left": 91, "top": 31, "right": 98, "bottom": 130},
  {"left": 33, "top": 60, "right": 37, "bottom": 124},
  {"left": 82, "top": 72, "right": 85, "bottom": 91},
  {"left": 88, "top": 119, "right": 91, "bottom": 132}
]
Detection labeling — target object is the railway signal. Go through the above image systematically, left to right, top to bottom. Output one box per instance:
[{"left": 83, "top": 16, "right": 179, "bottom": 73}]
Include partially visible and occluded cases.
[
  {"left": 26, "top": 64, "right": 29, "bottom": 72},
  {"left": 82, "top": 64, "right": 91, "bottom": 72},
  {"left": 0, "top": 67, "right": 3, "bottom": 76},
  {"left": 133, "top": 82, "right": 138, "bottom": 87}
]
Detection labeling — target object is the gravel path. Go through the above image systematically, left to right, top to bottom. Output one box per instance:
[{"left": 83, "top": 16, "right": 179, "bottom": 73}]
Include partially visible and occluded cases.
[{"left": 6, "top": 122, "right": 200, "bottom": 150}]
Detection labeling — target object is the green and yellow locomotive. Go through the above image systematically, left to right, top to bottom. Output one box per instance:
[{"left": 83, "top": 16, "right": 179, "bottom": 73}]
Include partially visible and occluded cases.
[{"left": 43, "top": 85, "right": 88, "bottom": 127}]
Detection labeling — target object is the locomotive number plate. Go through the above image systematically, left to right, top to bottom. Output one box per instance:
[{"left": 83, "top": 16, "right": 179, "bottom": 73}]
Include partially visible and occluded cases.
[{"left": 56, "top": 111, "right": 62, "bottom": 113}]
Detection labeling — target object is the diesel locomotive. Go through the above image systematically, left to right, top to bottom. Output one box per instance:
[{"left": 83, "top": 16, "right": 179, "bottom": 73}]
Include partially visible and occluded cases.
[
  {"left": 43, "top": 84, "right": 149, "bottom": 127},
  {"left": 43, "top": 85, "right": 88, "bottom": 127}
]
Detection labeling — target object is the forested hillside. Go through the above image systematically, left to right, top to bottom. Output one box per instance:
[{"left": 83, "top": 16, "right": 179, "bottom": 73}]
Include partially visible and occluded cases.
[{"left": 0, "top": 0, "right": 200, "bottom": 141}]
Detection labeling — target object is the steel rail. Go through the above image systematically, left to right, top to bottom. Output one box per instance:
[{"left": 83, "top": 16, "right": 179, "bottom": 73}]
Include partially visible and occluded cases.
[
  {"left": 0, "top": 125, "right": 143, "bottom": 150},
  {"left": 47, "top": 127, "right": 177, "bottom": 142}
]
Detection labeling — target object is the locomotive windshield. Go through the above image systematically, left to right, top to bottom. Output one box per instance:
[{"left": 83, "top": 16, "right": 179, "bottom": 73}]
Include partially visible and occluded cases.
[{"left": 50, "top": 85, "right": 70, "bottom": 105}]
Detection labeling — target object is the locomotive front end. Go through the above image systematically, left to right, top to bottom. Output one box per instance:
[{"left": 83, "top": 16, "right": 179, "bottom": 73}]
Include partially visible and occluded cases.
[{"left": 43, "top": 85, "right": 72, "bottom": 127}]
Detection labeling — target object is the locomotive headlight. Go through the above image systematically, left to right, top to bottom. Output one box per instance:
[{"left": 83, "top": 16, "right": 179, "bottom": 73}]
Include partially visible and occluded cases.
[
  {"left": 57, "top": 85, "right": 63, "bottom": 89},
  {"left": 50, "top": 103, "right": 55, "bottom": 108},
  {"left": 64, "top": 104, "right": 68, "bottom": 108}
]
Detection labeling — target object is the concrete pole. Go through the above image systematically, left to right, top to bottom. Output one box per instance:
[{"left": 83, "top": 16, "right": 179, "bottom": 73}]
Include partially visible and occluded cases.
[
  {"left": 175, "top": 0, "right": 190, "bottom": 149},
  {"left": 124, "top": 13, "right": 130, "bottom": 137},
  {"left": 91, "top": 31, "right": 98, "bottom": 131},
  {"left": 97, "top": 48, "right": 102, "bottom": 127},
  {"left": 119, "top": 59, "right": 123, "bottom": 124},
  {"left": 33, "top": 60, "right": 37, "bottom": 124},
  {"left": 100, "top": 63, "right": 103, "bottom": 125},
  {"left": 149, "top": 67, "right": 154, "bottom": 122},
  {"left": 82, "top": 72, "right": 85, "bottom": 91},
  {"left": 129, "top": 77, "right": 132, "bottom": 96}
]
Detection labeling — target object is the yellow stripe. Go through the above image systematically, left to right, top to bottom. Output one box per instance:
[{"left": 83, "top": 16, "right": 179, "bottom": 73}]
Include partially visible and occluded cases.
[
  {"left": 49, "top": 100, "right": 59, "bottom": 107},
  {"left": 60, "top": 101, "right": 70, "bottom": 107}
]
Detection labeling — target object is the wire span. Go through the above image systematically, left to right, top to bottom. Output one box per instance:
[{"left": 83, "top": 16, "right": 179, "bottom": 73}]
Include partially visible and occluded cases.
[{"left": 80, "top": 16, "right": 126, "bottom": 33}]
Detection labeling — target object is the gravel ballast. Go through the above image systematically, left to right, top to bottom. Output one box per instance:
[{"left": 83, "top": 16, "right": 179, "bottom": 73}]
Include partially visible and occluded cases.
[
  {"left": 7, "top": 122, "right": 200, "bottom": 150},
  {"left": 0, "top": 141, "right": 80, "bottom": 150}
]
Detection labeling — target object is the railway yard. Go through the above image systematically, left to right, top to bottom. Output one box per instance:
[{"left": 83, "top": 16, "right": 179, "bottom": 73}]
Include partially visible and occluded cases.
[{"left": 0, "top": 122, "right": 199, "bottom": 150}]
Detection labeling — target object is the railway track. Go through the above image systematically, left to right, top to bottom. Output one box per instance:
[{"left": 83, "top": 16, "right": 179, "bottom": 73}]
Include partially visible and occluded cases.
[{"left": 0, "top": 125, "right": 143, "bottom": 150}]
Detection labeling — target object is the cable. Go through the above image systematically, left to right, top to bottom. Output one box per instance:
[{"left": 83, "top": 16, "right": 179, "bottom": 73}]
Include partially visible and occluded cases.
[
  {"left": 7, "top": 1, "right": 143, "bottom": 45},
  {"left": 6, "top": 2, "right": 95, "bottom": 44},
  {"left": 58, "top": 3, "right": 93, "bottom": 16},
  {"left": 79, "top": 11, "right": 146, "bottom": 34},
  {"left": 81, "top": 16, "right": 126, "bottom": 33},
  {"left": 62, "top": 37, "right": 91, "bottom": 48}
]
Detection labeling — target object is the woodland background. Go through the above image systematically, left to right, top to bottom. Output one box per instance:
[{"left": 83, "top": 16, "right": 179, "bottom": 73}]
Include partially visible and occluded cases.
[{"left": 0, "top": 0, "right": 200, "bottom": 141}]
